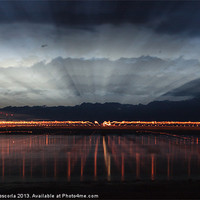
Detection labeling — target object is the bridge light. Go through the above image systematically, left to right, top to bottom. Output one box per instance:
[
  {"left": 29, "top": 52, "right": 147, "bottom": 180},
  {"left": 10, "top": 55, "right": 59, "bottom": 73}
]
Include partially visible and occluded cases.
[
  {"left": 94, "top": 121, "right": 100, "bottom": 126},
  {"left": 102, "top": 121, "right": 111, "bottom": 127}
]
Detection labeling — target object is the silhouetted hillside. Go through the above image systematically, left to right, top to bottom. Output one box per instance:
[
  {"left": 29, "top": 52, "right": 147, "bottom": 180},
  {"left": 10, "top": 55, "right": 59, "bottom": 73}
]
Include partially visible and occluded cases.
[{"left": 2, "top": 98, "right": 200, "bottom": 121}]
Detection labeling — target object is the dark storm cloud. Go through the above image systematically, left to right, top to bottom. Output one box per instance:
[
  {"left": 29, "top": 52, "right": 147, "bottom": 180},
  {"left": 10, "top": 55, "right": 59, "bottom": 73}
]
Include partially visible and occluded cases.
[
  {"left": 1, "top": 1, "right": 200, "bottom": 35},
  {"left": 1, "top": 1, "right": 200, "bottom": 107},
  {"left": 155, "top": 2, "right": 200, "bottom": 36},
  {"left": 3, "top": 23, "right": 199, "bottom": 68}
]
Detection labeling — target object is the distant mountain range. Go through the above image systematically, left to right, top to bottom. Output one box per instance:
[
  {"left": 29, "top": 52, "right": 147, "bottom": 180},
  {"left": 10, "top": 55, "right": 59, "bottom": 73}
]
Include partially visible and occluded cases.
[{"left": 1, "top": 98, "right": 200, "bottom": 121}]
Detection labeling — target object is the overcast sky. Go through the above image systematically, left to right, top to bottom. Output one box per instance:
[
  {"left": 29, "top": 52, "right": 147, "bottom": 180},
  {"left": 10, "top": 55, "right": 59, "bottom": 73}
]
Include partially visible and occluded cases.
[{"left": 0, "top": 1, "right": 200, "bottom": 106}]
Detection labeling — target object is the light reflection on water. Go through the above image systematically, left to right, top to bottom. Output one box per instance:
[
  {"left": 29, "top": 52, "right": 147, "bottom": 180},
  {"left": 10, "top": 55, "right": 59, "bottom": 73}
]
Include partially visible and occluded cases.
[{"left": 0, "top": 132, "right": 200, "bottom": 182}]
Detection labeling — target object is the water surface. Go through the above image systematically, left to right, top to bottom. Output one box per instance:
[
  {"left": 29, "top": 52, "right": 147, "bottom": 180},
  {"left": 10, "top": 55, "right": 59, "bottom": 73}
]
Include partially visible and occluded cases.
[{"left": 0, "top": 131, "right": 200, "bottom": 183}]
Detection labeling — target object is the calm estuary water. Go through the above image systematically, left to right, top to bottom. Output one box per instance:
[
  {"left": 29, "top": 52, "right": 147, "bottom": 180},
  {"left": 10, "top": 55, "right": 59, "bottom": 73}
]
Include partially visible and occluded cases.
[{"left": 0, "top": 131, "right": 200, "bottom": 183}]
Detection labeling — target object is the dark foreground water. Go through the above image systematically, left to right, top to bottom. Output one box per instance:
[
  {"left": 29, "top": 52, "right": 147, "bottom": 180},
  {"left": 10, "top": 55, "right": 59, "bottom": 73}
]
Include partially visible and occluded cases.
[{"left": 1, "top": 131, "right": 200, "bottom": 199}]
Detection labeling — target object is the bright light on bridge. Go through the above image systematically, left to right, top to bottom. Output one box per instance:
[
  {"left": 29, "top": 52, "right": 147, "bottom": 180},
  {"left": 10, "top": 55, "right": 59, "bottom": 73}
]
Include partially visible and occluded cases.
[{"left": 103, "top": 121, "right": 111, "bottom": 127}]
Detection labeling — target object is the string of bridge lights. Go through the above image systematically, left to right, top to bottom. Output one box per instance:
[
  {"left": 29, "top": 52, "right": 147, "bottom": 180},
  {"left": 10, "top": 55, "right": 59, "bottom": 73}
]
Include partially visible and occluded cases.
[{"left": 0, "top": 120, "right": 199, "bottom": 128}]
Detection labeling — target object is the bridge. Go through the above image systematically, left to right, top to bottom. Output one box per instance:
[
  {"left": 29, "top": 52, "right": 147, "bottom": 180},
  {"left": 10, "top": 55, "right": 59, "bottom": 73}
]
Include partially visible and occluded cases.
[{"left": 0, "top": 120, "right": 200, "bottom": 130}]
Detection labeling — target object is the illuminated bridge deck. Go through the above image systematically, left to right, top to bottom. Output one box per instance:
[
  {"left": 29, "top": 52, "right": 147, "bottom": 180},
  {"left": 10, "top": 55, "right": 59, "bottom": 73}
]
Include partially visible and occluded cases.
[{"left": 0, "top": 121, "right": 200, "bottom": 131}]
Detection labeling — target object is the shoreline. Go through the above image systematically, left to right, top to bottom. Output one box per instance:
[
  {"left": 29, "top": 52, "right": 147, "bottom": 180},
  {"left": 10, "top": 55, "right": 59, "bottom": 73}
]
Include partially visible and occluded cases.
[{"left": 0, "top": 126, "right": 199, "bottom": 135}]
